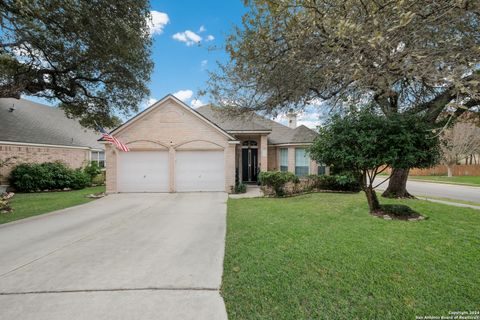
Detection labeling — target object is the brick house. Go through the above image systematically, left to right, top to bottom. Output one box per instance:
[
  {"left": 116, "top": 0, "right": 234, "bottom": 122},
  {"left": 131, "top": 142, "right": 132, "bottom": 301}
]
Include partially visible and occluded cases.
[
  {"left": 104, "top": 95, "right": 325, "bottom": 193},
  {"left": 0, "top": 98, "right": 105, "bottom": 186}
]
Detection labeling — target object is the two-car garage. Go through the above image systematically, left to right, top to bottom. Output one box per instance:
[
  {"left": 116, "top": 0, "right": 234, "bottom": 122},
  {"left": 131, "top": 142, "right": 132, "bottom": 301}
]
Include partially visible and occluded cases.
[
  {"left": 104, "top": 95, "right": 236, "bottom": 194},
  {"left": 116, "top": 150, "right": 226, "bottom": 193}
]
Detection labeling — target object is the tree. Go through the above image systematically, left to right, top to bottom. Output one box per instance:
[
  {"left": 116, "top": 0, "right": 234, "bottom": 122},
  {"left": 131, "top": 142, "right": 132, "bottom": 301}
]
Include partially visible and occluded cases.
[
  {"left": 0, "top": 0, "right": 153, "bottom": 127},
  {"left": 206, "top": 0, "right": 480, "bottom": 197},
  {"left": 310, "top": 110, "right": 440, "bottom": 213},
  {"left": 440, "top": 121, "right": 480, "bottom": 177}
]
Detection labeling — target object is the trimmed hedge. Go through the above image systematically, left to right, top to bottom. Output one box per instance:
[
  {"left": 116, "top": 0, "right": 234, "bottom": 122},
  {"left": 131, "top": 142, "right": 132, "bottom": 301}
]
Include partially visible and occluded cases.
[
  {"left": 9, "top": 162, "right": 90, "bottom": 192},
  {"left": 259, "top": 172, "right": 361, "bottom": 197},
  {"left": 307, "top": 174, "right": 361, "bottom": 192}
]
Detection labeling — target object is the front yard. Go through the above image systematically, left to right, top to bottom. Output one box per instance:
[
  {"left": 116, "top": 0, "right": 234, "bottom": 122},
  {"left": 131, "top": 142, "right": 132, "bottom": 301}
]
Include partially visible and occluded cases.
[
  {"left": 0, "top": 186, "right": 105, "bottom": 224},
  {"left": 223, "top": 193, "right": 479, "bottom": 319}
]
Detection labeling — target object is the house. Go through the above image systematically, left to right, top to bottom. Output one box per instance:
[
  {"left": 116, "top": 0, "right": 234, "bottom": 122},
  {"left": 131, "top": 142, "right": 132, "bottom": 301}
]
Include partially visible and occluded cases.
[
  {"left": 104, "top": 94, "right": 324, "bottom": 193},
  {"left": 0, "top": 98, "right": 105, "bottom": 185}
]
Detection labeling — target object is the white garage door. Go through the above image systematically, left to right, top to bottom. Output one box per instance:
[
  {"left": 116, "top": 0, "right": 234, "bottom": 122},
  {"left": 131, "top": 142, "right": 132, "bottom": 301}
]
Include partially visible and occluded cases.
[
  {"left": 117, "top": 151, "right": 169, "bottom": 192},
  {"left": 175, "top": 151, "right": 225, "bottom": 192}
]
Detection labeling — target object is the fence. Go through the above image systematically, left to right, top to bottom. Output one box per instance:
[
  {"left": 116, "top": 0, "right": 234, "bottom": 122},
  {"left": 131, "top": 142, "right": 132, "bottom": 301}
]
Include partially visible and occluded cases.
[{"left": 383, "top": 164, "right": 480, "bottom": 176}]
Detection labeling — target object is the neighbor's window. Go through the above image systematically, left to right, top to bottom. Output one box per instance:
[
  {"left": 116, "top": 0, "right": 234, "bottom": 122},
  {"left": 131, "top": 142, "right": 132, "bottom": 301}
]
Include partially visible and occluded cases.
[
  {"left": 279, "top": 148, "right": 288, "bottom": 172},
  {"left": 295, "top": 148, "right": 310, "bottom": 177},
  {"left": 91, "top": 151, "right": 106, "bottom": 168}
]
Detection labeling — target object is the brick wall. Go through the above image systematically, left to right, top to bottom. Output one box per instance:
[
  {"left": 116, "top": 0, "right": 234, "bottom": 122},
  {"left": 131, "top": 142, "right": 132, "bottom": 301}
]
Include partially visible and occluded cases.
[{"left": 0, "top": 143, "right": 90, "bottom": 184}]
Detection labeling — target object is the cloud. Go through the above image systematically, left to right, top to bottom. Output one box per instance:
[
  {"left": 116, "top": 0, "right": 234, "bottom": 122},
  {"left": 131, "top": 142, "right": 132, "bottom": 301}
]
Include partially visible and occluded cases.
[
  {"left": 148, "top": 11, "right": 169, "bottom": 35},
  {"left": 198, "top": 25, "right": 206, "bottom": 33},
  {"left": 172, "top": 30, "right": 202, "bottom": 46},
  {"left": 205, "top": 35, "right": 215, "bottom": 42},
  {"left": 201, "top": 60, "right": 208, "bottom": 69},
  {"left": 173, "top": 89, "right": 194, "bottom": 101},
  {"left": 173, "top": 89, "right": 205, "bottom": 108},
  {"left": 140, "top": 97, "right": 158, "bottom": 110},
  {"left": 191, "top": 99, "right": 205, "bottom": 108}
]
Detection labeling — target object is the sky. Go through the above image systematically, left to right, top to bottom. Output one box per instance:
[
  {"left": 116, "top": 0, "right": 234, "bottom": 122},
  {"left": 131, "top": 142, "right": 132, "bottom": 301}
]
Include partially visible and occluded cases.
[{"left": 27, "top": 1, "right": 323, "bottom": 128}]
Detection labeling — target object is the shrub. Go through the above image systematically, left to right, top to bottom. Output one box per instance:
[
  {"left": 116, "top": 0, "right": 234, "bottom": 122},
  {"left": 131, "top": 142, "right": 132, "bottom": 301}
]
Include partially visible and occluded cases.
[
  {"left": 84, "top": 161, "right": 102, "bottom": 181},
  {"left": 9, "top": 162, "right": 90, "bottom": 192},
  {"left": 70, "top": 169, "right": 91, "bottom": 190},
  {"left": 259, "top": 171, "right": 299, "bottom": 196},
  {"left": 91, "top": 173, "right": 106, "bottom": 185},
  {"left": 305, "top": 174, "right": 360, "bottom": 192},
  {"left": 233, "top": 182, "right": 247, "bottom": 194}
]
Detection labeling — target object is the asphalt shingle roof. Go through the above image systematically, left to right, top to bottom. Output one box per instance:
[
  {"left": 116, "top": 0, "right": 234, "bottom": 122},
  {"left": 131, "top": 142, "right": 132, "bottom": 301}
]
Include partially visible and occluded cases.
[
  {"left": 0, "top": 98, "right": 103, "bottom": 149},
  {"left": 196, "top": 105, "right": 318, "bottom": 144}
]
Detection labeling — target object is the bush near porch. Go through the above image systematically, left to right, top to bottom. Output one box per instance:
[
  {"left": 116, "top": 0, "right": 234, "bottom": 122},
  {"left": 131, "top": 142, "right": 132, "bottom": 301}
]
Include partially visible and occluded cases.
[
  {"left": 259, "top": 172, "right": 361, "bottom": 197},
  {"left": 223, "top": 193, "right": 480, "bottom": 319}
]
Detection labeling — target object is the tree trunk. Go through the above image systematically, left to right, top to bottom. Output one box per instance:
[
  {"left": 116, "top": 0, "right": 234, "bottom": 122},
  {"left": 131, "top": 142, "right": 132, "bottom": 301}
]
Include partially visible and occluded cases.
[
  {"left": 447, "top": 165, "right": 453, "bottom": 177},
  {"left": 382, "top": 167, "right": 414, "bottom": 198},
  {"left": 365, "top": 187, "right": 381, "bottom": 213}
]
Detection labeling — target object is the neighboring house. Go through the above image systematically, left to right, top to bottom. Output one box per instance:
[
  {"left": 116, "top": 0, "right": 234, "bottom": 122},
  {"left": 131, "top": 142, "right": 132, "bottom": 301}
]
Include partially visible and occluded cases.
[
  {"left": 104, "top": 94, "right": 324, "bottom": 193},
  {"left": 0, "top": 98, "right": 105, "bottom": 185}
]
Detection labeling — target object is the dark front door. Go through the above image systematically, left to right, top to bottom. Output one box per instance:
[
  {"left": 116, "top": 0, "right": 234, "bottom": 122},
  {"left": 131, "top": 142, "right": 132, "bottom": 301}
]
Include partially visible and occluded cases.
[{"left": 242, "top": 148, "right": 258, "bottom": 182}]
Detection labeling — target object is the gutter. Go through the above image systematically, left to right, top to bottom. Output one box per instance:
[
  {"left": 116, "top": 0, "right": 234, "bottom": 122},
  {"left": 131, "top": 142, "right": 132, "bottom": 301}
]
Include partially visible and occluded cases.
[{"left": 0, "top": 140, "right": 103, "bottom": 151}]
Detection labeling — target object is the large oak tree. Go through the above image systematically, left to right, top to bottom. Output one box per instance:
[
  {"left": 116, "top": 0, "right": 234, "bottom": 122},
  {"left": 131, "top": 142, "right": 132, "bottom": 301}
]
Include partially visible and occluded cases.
[
  {"left": 0, "top": 0, "right": 153, "bottom": 127},
  {"left": 207, "top": 0, "right": 480, "bottom": 197}
]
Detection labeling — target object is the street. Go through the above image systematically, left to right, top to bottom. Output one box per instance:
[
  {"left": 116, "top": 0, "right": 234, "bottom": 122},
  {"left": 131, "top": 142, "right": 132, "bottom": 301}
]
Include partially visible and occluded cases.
[{"left": 374, "top": 178, "right": 480, "bottom": 203}]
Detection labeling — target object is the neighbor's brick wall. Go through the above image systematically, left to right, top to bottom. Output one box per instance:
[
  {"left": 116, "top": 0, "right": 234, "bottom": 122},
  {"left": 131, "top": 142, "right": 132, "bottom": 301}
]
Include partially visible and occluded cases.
[{"left": 0, "top": 143, "right": 90, "bottom": 184}]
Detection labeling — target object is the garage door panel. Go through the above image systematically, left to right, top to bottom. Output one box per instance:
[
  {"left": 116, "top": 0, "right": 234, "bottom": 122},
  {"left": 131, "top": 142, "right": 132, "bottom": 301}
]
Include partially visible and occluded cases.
[
  {"left": 117, "top": 151, "right": 169, "bottom": 192},
  {"left": 176, "top": 151, "right": 225, "bottom": 192}
]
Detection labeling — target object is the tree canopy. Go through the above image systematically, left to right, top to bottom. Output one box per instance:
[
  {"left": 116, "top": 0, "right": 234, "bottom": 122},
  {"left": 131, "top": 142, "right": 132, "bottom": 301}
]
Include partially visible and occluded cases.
[
  {"left": 0, "top": 0, "right": 153, "bottom": 127},
  {"left": 207, "top": 0, "right": 479, "bottom": 197},
  {"left": 208, "top": 0, "right": 480, "bottom": 119},
  {"left": 310, "top": 109, "right": 440, "bottom": 212}
]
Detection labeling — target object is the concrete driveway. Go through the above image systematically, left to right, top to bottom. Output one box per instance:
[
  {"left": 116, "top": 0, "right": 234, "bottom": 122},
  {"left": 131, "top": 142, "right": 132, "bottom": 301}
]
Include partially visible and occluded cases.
[{"left": 0, "top": 193, "right": 228, "bottom": 320}]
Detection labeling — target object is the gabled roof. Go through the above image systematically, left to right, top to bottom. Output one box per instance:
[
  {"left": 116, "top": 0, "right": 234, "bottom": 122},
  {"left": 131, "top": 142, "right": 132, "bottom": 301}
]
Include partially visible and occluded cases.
[
  {"left": 110, "top": 95, "right": 237, "bottom": 141},
  {"left": 0, "top": 98, "right": 103, "bottom": 149},
  {"left": 196, "top": 105, "right": 318, "bottom": 144}
]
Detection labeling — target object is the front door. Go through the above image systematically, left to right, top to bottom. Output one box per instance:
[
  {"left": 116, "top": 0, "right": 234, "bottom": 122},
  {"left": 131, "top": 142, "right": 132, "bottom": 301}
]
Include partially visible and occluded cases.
[{"left": 242, "top": 148, "right": 258, "bottom": 182}]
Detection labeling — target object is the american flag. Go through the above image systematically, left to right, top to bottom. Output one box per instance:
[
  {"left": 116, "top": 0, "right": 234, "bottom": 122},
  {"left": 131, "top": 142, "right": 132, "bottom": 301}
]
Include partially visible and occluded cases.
[{"left": 98, "top": 127, "right": 130, "bottom": 152}]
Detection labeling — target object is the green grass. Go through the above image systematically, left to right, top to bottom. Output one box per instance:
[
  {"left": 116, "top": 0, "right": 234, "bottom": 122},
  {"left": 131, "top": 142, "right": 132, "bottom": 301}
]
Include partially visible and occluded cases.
[
  {"left": 408, "top": 175, "right": 480, "bottom": 186},
  {"left": 1, "top": 186, "right": 105, "bottom": 224},
  {"left": 223, "top": 193, "right": 480, "bottom": 320},
  {"left": 417, "top": 195, "right": 480, "bottom": 207}
]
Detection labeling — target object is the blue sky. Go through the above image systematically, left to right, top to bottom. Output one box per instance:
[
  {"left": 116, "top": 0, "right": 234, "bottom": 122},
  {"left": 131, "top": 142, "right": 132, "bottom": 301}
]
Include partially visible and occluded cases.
[
  {"left": 28, "top": 1, "right": 323, "bottom": 128},
  {"left": 146, "top": 1, "right": 247, "bottom": 109}
]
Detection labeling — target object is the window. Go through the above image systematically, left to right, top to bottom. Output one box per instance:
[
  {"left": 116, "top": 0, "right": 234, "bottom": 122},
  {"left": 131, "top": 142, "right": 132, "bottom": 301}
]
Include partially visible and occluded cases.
[
  {"left": 242, "top": 140, "right": 258, "bottom": 147},
  {"left": 279, "top": 148, "right": 288, "bottom": 172},
  {"left": 295, "top": 148, "right": 310, "bottom": 177},
  {"left": 91, "top": 151, "right": 105, "bottom": 168},
  {"left": 317, "top": 163, "right": 326, "bottom": 175}
]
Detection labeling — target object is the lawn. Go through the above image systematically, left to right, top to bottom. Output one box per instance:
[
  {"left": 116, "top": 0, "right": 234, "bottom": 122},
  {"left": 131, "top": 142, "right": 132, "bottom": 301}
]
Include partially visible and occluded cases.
[
  {"left": 408, "top": 175, "right": 480, "bottom": 186},
  {"left": 0, "top": 186, "right": 105, "bottom": 224},
  {"left": 223, "top": 193, "right": 480, "bottom": 320}
]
